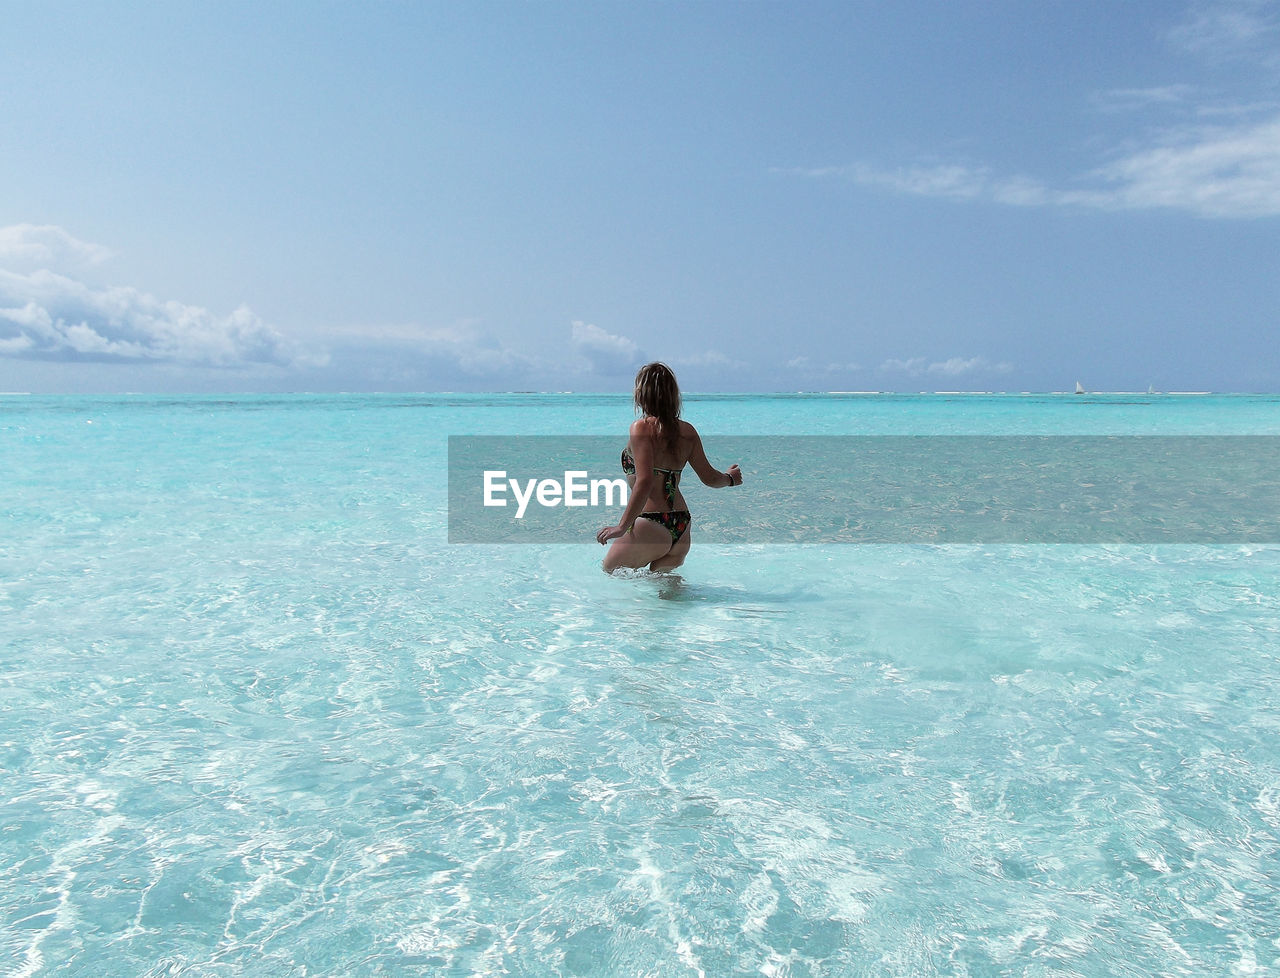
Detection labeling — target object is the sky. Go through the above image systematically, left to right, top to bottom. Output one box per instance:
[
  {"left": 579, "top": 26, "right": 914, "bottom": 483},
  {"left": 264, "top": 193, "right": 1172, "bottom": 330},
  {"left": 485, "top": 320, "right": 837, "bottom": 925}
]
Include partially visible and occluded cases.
[{"left": 1, "top": 0, "right": 1278, "bottom": 393}]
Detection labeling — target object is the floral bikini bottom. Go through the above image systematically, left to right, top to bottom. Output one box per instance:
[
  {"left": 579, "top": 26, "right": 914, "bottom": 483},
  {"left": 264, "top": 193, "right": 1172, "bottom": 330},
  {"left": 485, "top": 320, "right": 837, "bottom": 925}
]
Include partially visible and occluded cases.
[{"left": 636, "top": 509, "right": 692, "bottom": 543}]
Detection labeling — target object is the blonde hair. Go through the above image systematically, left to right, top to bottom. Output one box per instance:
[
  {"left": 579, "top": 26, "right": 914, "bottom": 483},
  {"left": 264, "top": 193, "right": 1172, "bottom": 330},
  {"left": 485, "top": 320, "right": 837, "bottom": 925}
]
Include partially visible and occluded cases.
[{"left": 634, "top": 362, "right": 682, "bottom": 451}]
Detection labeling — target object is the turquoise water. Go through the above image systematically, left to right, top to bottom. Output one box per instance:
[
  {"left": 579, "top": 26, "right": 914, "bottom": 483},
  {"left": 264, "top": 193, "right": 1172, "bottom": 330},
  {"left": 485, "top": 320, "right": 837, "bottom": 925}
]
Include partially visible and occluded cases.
[{"left": 4, "top": 394, "right": 1280, "bottom": 976}]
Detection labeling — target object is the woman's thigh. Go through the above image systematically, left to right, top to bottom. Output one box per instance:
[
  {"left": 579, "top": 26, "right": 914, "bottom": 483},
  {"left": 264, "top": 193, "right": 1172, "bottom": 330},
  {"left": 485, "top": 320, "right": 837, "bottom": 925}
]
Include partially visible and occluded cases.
[
  {"left": 602, "top": 518, "right": 673, "bottom": 573},
  {"left": 648, "top": 526, "right": 691, "bottom": 571}
]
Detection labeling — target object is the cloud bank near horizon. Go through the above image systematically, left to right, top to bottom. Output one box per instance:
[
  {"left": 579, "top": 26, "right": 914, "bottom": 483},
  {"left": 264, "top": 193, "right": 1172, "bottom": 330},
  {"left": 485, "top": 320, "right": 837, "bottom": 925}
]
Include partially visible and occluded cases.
[
  {"left": 0, "top": 225, "right": 311, "bottom": 369},
  {"left": 0, "top": 226, "right": 1025, "bottom": 392},
  {"left": 878, "top": 356, "right": 1014, "bottom": 378}
]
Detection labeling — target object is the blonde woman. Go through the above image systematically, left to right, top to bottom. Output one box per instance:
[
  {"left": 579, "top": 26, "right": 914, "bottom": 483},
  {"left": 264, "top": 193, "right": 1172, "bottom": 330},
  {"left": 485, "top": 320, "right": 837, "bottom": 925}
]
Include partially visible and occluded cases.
[{"left": 597, "top": 362, "right": 742, "bottom": 573}]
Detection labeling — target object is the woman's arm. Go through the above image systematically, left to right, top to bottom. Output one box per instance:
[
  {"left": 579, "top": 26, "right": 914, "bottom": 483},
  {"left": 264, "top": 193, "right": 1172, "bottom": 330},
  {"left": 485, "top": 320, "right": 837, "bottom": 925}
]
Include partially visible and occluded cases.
[
  {"left": 596, "top": 421, "right": 657, "bottom": 543},
  {"left": 686, "top": 426, "right": 743, "bottom": 488}
]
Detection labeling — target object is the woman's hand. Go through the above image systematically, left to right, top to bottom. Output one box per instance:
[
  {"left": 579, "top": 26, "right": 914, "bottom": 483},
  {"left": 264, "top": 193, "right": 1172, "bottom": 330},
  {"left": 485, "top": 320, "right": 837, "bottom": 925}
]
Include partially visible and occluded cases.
[
  {"left": 727, "top": 464, "right": 742, "bottom": 487},
  {"left": 597, "top": 524, "right": 627, "bottom": 545}
]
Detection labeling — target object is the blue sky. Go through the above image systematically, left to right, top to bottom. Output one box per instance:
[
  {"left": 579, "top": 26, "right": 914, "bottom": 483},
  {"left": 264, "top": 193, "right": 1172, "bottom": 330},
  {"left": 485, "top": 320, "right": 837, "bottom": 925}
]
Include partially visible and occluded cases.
[{"left": 1, "top": 0, "right": 1278, "bottom": 393}]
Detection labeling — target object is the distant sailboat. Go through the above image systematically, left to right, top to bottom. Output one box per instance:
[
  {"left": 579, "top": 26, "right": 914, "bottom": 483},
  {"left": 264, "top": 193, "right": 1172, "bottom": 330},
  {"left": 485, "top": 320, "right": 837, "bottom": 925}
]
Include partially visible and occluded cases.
[
  {"left": 1075, "top": 381, "right": 1086, "bottom": 394},
  {"left": 1147, "top": 384, "right": 1157, "bottom": 394}
]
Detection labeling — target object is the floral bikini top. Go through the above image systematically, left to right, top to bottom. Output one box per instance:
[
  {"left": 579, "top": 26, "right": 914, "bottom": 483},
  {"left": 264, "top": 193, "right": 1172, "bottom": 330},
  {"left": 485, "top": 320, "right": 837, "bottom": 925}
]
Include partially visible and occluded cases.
[{"left": 621, "top": 447, "right": 681, "bottom": 510}]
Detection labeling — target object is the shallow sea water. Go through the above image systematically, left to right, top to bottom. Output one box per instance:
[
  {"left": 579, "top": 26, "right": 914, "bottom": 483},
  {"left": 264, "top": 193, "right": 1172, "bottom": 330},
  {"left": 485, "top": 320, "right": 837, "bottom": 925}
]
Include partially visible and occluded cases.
[{"left": 3, "top": 393, "right": 1280, "bottom": 976}]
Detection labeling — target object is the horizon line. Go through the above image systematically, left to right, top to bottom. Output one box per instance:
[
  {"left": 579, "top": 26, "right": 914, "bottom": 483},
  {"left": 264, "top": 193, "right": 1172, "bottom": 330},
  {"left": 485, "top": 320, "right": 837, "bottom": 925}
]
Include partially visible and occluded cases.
[{"left": 1, "top": 389, "right": 1256, "bottom": 397}]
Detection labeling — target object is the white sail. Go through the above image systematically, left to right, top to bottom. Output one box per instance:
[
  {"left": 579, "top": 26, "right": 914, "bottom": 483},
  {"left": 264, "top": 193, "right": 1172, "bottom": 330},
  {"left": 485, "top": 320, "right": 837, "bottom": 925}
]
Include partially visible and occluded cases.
[{"left": 1075, "top": 381, "right": 1085, "bottom": 394}]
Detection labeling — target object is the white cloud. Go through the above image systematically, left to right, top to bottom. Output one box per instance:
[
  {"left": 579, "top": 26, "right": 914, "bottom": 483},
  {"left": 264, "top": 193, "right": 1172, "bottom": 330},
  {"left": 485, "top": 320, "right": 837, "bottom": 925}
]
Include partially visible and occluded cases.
[
  {"left": 789, "top": 0, "right": 1280, "bottom": 227},
  {"left": 1169, "top": 0, "right": 1280, "bottom": 62},
  {"left": 1093, "top": 85, "right": 1198, "bottom": 113},
  {"left": 796, "top": 111, "right": 1280, "bottom": 218},
  {"left": 1084, "top": 115, "right": 1280, "bottom": 217},
  {"left": 796, "top": 162, "right": 1058, "bottom": 208},
  {"left": 791, "top": 163, "right": 992, "bottom": 201},
  {"left": 0, "top": 224, "right": 112, "bottom": 273},
  {"left": 0, "top": 225, "right": 311, "bottom": 368},
  {"left": 304, "top": 319, "right": 647, "bottom": 388},
  {"left": 311, "top": 319, "right": 542, "bottom": 378},
  {"left": 570, "top": 320, "right": 641, "bottom": 373},
  {"left": 410, "top": 323, "right": 533, "bottom": 375},
  {"left": 0, "top": 333, "right": 34, "bottom": 354},
  {"left": 671, "top": 349, "right": 749, "bottom": 370},
  {"left": 786, "top": 355, "right": 861, "bottom": 373},
  {"left": 880, "top": 356, "right": 1012, "bottom": 377},
  {"left": 926, "top": 356, "right": 1013, "bottom": 376},
  {"left": 879, "top": 357, "right": 927, "bottom": 375},
  {"left": 927, "top": 357, "right": 984, "bottom": 376}
]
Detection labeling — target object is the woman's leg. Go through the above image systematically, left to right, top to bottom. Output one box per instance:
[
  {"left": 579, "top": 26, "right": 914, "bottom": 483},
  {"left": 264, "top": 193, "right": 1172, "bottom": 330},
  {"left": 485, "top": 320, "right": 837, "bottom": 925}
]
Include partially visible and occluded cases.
[
  {"left": 602, "top": 517, "right": 673, "bottom": 573},
  {"left": 647, "top": 526, "right": 691, "bottom": 572}
]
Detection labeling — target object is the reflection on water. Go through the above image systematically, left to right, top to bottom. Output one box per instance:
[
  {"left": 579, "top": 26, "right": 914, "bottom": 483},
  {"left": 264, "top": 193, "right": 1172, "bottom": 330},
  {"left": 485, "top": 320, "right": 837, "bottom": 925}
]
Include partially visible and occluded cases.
[
  {"left": 9, "top": 395, "right": 1280, "bottom": 976},
  {"left": 614, "top": 569, "right": 821, "bottom": 610}
]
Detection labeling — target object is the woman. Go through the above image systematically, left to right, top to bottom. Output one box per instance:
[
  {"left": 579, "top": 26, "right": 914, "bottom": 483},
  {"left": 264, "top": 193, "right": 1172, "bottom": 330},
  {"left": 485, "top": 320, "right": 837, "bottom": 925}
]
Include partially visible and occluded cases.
[{"left": 596, "top": 362, "right": 742, "bottom": 573}]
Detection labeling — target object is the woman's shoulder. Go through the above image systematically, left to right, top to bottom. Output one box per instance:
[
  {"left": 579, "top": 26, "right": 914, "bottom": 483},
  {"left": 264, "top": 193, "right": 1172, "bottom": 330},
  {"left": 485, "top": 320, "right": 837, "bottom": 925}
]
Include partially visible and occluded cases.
[{"left": 628, "top": 417, "right": 657, "bottom": 439}]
